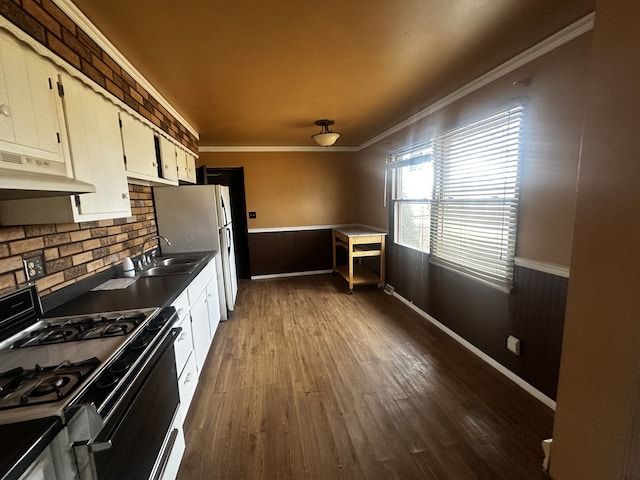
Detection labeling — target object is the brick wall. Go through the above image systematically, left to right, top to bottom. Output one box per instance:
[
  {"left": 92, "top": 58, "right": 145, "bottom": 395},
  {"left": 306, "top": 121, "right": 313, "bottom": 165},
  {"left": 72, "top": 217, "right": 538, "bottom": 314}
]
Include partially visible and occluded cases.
[
  {"left": 0, "top": 0, "right": 198, "bottom": 152},
  {"left": 0, "top": 184, "right": 158, "bottom": 296}
]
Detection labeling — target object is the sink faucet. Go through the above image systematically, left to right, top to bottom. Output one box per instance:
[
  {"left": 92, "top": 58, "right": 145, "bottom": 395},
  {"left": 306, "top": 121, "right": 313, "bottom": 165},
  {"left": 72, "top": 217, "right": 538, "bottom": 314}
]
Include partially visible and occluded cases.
[{"left": 140, "top": 235, "right": 172, "bottom": 267}]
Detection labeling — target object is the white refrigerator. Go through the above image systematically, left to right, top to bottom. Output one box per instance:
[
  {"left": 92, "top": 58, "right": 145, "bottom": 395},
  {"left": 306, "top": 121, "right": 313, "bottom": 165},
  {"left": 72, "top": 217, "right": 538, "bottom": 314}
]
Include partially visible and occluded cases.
[{"left": 153, "top": 185, "right": 238, "bottom": 320}]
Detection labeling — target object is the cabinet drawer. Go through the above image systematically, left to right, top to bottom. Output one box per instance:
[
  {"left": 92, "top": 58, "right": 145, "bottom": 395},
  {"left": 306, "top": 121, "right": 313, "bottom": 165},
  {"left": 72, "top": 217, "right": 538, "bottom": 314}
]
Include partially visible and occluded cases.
[
  {"left": 187, "top": 260, "right": 214, "bottom": 304},
  {"left": 172, "top": 290, "right": 190, "bottom": 321},
  {"left": 174, "top": 316, "right": 193, "bottom": 375},
  {"left": 177, "top": 353, "right": 198, "bottom": 424}
]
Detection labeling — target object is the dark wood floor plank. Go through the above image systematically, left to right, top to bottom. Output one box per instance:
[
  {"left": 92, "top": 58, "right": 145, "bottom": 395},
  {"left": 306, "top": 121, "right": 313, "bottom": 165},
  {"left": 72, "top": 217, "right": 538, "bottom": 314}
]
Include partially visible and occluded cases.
[{"left": 178, "top": 274, "right": 553, "bottom": 479}]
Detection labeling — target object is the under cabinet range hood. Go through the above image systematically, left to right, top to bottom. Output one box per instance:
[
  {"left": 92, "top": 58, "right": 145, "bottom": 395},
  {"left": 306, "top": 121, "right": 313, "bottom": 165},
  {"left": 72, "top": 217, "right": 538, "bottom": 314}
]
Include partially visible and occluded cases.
[{"left": 0, "top": 160, "right": 96, "bottom": 200}]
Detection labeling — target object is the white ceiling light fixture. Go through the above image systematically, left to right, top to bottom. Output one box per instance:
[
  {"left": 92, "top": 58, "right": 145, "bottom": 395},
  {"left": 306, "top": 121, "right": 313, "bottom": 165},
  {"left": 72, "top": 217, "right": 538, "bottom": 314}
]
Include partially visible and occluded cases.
[{"left": 312, "top": 119, "right": 341, "bottom": 147}]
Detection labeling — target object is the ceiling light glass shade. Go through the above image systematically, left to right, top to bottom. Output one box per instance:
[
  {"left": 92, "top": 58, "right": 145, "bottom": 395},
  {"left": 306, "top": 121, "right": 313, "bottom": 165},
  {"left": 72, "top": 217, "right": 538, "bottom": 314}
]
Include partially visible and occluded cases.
[
  {"left": 312, "top": 119, "right": 340, "bottom": 147},
  {"left": 312, "top": 131, "right": 341, "bottom": 147}
]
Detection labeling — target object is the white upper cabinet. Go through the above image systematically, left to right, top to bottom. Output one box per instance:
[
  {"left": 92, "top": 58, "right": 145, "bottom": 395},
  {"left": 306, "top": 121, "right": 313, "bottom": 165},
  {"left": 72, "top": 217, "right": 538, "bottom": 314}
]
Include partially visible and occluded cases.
[
  {"left": 0, "top": 29, "right": 71, "bottom": 177},
  {"left": 0, "top": 74, "right": 132, "bottom": 225},
  {"left": 62, "top": 75, "right": 131, "bottom": 218},
  {"left": 119, "top": 109, "right": 158, "bottom": 179},
  {"left": 120, "top": 110, "right": 180, "bottom": 186},
  {"left": 158, "top": 135, "right": 178, "bottom": 182},
  {"left": 176, "top": 147, "right": 196, "bottom": 183},
  {"left": 186, "top": 151, "right": 197, "bottom": 183}
]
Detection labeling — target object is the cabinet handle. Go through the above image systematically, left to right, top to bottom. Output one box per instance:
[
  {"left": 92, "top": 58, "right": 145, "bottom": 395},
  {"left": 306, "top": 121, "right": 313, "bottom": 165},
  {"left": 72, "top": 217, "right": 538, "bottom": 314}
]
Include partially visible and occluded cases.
[
  {"left": 0, "top": 104, "right": 10, "bottom": 117},
  {"left": 184, "top": 373, "right": 192, "bottom": 384}
]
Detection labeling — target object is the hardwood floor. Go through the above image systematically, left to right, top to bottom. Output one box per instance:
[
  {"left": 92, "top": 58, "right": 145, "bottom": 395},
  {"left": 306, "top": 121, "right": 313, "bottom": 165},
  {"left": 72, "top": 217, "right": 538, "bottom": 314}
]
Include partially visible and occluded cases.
[{"left": 177, "top": 274, "right": 553, "bottom": 480}]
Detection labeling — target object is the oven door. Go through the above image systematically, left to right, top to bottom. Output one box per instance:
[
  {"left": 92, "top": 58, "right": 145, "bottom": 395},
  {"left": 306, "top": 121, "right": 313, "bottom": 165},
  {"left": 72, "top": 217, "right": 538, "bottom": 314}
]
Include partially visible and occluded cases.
[{"left": 72, "top": 327, "right": 180, "bottom": 480}]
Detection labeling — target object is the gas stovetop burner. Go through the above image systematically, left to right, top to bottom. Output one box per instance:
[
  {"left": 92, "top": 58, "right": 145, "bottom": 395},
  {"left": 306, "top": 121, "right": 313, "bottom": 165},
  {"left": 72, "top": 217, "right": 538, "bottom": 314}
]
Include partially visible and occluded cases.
[
  {"left": 12, "top": 312, "right": 149, "bottom": 348},
  {"left": 0, "top": 358, "right": 99, "bottom": 410}
]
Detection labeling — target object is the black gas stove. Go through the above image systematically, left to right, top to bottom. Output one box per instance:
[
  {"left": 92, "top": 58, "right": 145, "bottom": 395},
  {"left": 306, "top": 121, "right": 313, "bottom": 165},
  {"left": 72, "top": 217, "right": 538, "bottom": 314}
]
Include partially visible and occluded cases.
[
  {"left": 0, "top": 279, "right": 182, "bottom": 480},
  {"left": 0, "top": 283, "right": 178, "bottom": 426}
]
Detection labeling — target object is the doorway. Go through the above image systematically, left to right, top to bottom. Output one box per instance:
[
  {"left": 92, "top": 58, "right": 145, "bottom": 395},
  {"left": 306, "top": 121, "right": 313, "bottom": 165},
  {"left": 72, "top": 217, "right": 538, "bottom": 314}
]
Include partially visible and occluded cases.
[{"left": 198, "top": 166, "right": 251, "bottom": 279}]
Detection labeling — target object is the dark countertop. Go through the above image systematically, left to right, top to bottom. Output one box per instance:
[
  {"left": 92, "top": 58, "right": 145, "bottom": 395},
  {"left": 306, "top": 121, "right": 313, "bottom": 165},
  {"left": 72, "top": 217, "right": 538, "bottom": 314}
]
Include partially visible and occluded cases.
[
  {"left": 0, "top": 251, "right": 216, "bottom": 479},
  {"left": 47, "top": 251, "right": 215, "bottom": 316},
  {"left": 48, "top": 271, "right": 193, "bottom": 316},
  {"left": 0, "top": 417, "right": 62, "bottom": 480}
]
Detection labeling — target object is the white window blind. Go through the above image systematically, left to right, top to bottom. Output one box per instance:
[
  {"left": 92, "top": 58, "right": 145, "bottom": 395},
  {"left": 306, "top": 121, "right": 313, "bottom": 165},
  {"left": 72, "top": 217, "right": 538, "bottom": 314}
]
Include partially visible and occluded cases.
[{"left": 430, "top": 105, "right": 523, "bottom": 290}]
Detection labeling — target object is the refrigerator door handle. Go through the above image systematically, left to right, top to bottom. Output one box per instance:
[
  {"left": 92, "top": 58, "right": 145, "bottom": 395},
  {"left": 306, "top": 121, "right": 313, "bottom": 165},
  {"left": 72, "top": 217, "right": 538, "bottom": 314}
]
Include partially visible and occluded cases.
[{"left": 226, "top": 227, "right": 232, "bottom": 254}]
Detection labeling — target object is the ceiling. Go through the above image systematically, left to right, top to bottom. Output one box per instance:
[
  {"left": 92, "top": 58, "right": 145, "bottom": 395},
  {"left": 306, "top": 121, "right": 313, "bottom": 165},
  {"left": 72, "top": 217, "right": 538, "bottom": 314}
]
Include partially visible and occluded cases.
[{"left": 69, "top": 0, "right": 594, "bottom": 148}]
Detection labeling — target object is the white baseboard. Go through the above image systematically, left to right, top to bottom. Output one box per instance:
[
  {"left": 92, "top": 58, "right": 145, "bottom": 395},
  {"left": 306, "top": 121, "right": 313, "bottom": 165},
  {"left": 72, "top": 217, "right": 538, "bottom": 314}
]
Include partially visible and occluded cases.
[
  {"left": 251, "top": 269, "right": 333, "bottom": 280},
  {"left": 392, "top": 289, "right": 557, "bottom": 410}
]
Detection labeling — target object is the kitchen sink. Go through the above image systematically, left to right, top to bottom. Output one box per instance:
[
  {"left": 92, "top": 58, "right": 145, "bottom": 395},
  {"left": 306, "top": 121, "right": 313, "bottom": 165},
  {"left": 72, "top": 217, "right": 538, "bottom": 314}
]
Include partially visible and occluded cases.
[
  {"left": 153, "top": 256, "right": 204, "bottom": 266},
  {"left": 137, "top": 264, "right": 198, "bottom": 277}
]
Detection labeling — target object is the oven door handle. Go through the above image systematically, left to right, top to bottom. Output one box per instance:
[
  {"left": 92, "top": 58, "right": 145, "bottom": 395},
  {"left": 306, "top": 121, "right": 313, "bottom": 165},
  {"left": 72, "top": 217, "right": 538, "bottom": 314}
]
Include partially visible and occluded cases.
[{"left": 90, "top": 439, "right": 112, "bottom": 452}]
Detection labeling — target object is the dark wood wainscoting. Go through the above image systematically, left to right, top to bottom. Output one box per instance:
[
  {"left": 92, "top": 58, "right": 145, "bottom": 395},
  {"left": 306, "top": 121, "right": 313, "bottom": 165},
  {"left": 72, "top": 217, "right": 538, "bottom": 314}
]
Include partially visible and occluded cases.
[
  {"left": 248, "top": 229, "right": 333, "bottom": 276},
  {"left": 387, "top": 244, "right": 568, "bottom": 400},
  {"left": 512, "top": 266, "right": 568, "bottom": 399}
]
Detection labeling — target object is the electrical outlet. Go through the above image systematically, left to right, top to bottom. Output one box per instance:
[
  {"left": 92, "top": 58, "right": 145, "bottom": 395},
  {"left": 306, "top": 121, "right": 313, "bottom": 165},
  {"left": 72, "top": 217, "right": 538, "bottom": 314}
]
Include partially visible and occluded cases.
[
  {"left": 249, "top": 211, "right": 257, "bottom": 219},
  {"left": 23, "top": 254, "right": 45, "bottom": 281},
  {"left": 507, "top": 335, "right": 520, "bottom": 355}
]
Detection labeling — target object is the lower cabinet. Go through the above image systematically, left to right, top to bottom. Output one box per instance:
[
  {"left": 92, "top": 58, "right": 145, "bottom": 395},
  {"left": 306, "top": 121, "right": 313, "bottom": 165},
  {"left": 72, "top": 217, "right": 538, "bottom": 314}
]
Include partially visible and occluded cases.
[
  {"left": 166, "top": 256, "right": 221, "bottom": 479},
  {"left": 170, "top": 256, "right": 221, "bottom": 420},
  {"left": 206, "top": 273, "right": 221, "bottom": 342},
  {"left": 190, "top": 287, "right": 211, "bottom": 373},
  {"left": 177, "top": 354, "right": 198, "bottom": 424},
  {"left": 158, "top": 412, "right": 185, "bottom": 480},
  {"left": 18, "top": 428, "right": 77, "bottom": 480},
  {"left": 18, "top": 447, "right": 57, "bottom": 480}
]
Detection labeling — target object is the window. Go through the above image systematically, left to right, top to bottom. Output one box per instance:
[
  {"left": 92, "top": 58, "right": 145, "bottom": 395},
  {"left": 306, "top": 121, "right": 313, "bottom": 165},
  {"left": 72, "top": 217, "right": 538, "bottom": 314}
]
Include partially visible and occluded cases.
[
  {"left": 390, "top": 105, "right": 524, "bottom": 291},
  {"left": 391, "top": 145, "right": 433, "bottom": 253}
]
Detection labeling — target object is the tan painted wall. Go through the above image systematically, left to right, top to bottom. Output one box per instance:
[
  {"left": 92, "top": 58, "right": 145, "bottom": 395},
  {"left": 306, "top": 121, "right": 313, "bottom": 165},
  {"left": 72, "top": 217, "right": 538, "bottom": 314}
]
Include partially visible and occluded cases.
[
  {"left": 551, "top": 2, "right": 640, "bottom": 478},
  {"left": 199, "top": 34, "right": 591, "bottom": 268},
  {"left": 354, "top": 34, "right": 592, "bottom": 267},
  {"left": 198, "top": 151, "right": 358, "bottom": 229}
]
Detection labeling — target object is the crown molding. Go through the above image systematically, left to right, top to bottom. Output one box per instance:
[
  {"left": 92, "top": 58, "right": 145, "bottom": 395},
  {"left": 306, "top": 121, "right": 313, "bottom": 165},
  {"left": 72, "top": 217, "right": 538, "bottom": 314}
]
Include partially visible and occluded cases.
[
  {"left": 52, "top": 0, "right": 199, "bottom": 139},
  {"left": 199, "top": 12, "right": 594, "bottom": 154},
  {"left": 199, "top": 145, "right": 359, "bottom": 153}
]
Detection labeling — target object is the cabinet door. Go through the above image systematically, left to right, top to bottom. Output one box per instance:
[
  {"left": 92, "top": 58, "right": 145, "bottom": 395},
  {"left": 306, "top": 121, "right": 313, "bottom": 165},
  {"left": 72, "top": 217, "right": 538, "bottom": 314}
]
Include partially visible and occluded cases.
[
  {"left": 0, "top": 30, "right": 69, "bottom": 173},
  {"left": 63, "top": 76, "right": 131, "bottom": 217},
  {"left": 119, "top": 110, "right": 157, "bottom": 177},
  {"left": 159, "top": 136, "right": 178, "bottom": 182},
  {"left": 175, "top": 147, "right": 188, "bottom": 181},
  {"left": 176, "top": 148, "right": 196, "bottom": 183},
  {"left": 185, "top": 152, "right": 197, "bottom": 183},
  {"left": 205, "top": 272, "right": 221, "bottom": 339},
  {"left": 190, "top": 288, "right": 211, "bottom": 373},
  {"left": 177, "top": 353, "right": 198, "bottom": 424},
  {"left": 159, "top": 411, "right": 185, "bottom": 480}
]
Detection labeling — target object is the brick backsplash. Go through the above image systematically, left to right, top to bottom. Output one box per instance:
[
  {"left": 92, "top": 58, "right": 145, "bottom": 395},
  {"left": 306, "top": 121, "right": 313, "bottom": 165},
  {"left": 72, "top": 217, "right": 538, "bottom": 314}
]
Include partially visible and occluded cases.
[
  {"left": 0, "top": 0, "right": 198, "bottom": 152},
  {"left": 0, "top": 184, "right": 158, "bottom": 296}
]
